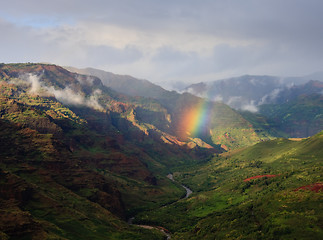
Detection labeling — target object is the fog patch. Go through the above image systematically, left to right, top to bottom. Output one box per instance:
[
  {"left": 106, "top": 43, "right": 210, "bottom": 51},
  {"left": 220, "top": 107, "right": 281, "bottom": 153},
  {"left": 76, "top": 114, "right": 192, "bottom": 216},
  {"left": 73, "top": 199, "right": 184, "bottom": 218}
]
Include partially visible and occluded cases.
[
  {"left": 16, "top": 72, "right": 44, "bottom": 94},
  {"left": 20, "top": 73, "right": 104, "bottom": 111},
  {"left": 28, "top": 73, "right": 42, "bottom": 93},
  {"left": 76, "top": 75, "right": 96, "bottom": 86},
  {"left": 47, "top": 86, "right": 84, "bottom": 105},
  {"left": 182, "top": 86, "right": 200, "bottom": 95},
  {"left": 183, "top": 86, "right": 209, "bottom": 98},
  {"left": 259, "top": 88, "right": 283, "bottom": 104},
  {"left": 87, "top": 89, "right": 103, "bottom": 110},
  {"left": 212, "top": 95, "right": 223, "bottom": 102},
  {"left": 226, "top": 96, "right": 242, "bottom": 107},
  {"left": 226, "top": 96, "right": 258, "bottom": 112},
  {"left": 240, "top": 101, "right": 258, "bottom": 112}
]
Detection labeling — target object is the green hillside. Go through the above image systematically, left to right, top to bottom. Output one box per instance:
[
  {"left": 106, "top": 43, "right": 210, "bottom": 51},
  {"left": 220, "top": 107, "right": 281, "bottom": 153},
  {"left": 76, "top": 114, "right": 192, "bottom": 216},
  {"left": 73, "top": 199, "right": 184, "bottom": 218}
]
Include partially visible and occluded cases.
[
  {"left": 159, "top": 93, "right": 272, "bottom": 150},
  {"left": 259, "top": 94, "right": 323, "bottom": 137},
  {"left": 135, "top": 131, "right": 323, "bottom": 239}
]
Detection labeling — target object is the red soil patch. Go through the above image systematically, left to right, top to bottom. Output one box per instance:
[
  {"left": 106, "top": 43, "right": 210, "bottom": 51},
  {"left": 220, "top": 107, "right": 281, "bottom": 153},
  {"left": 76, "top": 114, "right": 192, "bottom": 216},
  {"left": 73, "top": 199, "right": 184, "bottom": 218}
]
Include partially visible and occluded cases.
[
  {"left": 243, "top": 175, "right": 277, "bottom": 182},
  {"left": 294, "top": 183, "right": 323, "bottom": 193}
]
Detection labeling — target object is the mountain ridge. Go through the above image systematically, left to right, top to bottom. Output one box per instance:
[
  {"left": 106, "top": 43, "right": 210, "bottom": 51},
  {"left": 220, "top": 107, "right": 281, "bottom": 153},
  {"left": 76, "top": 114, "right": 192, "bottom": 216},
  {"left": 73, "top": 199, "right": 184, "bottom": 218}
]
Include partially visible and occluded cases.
[
  {"left": 64, "top": 66, "right": 276, "bottom": 150},
  {"left": 65, "top": 66, "right": 171, "bottom": 99}
]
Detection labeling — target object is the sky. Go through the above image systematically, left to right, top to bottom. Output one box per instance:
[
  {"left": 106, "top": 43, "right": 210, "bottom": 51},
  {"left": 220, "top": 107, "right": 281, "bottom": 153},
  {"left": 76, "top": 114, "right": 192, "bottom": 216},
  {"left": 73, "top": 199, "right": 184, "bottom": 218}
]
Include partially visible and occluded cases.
[{"left": 1, "top": 0, "right": 323, "bottom": 88}]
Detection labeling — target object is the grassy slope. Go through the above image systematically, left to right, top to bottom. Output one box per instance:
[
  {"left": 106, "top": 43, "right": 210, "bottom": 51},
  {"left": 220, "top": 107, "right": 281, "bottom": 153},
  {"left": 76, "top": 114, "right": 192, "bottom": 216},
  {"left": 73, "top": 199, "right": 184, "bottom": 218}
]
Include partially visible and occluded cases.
[
  {"left": 158, "top": 93, "right": 272, "bottom": 150},
  {"left": 208, "top": 102, "right": 272, "bottom": 150},
  {"left": 135, "top": 132, "right": 323, "bottom": 239}
]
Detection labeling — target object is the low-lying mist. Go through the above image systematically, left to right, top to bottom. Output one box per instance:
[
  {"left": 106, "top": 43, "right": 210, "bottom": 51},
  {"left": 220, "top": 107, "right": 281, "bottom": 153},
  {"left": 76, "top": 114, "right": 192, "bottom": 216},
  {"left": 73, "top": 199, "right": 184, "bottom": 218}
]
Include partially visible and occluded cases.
[{"left": 18, "top": 73, "right": 104, "bottom": 111}]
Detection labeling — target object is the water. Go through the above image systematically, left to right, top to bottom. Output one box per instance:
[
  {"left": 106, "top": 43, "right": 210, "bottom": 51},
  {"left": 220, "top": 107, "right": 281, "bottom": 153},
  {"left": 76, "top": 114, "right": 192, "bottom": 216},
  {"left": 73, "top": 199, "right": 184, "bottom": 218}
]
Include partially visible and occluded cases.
[{"left": 167, "top": 173, "right": 193, "bottom": 198}]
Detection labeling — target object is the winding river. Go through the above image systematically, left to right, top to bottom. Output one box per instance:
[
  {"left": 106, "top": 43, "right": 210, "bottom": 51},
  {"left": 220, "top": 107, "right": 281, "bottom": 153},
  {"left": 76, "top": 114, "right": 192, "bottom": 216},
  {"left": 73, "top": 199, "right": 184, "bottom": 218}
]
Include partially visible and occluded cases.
[
  {"left": 129, "top": 173, "right": 193, "bottom": 239},
  {"left": 166, "top": 173, "right": 192, "bottom": 198}
]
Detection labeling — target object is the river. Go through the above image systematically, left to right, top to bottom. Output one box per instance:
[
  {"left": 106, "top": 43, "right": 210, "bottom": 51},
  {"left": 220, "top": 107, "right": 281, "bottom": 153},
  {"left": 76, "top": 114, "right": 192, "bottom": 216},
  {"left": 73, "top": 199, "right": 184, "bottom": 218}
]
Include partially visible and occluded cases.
[
  {"left": 129, "top": 173, "right": 193, "bottom": 239},
  {"left": 166, "top": 173, "right": 192, "bottom": 198}
]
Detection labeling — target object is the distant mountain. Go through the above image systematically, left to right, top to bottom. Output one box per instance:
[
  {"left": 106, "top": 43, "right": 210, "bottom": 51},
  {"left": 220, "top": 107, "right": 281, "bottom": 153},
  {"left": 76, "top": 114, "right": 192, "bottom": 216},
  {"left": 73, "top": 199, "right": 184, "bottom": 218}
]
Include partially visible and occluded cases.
[
  {"left": 65, "top": 66, "right": 171, "bottom": 99},
  {"left": 283, "top": 71, "right": 323, "bottom": 86},
  {"left": 183, "top": 74, "right": 323, "bottom": 111},
  {"left": 182, "top": 75, "right": 323, "bottom": 138},
  {"left": 184, "top": 75, "right": 283, "bottom": 111},
  {"left": 242, "top": 80, "right": 323, "bottom": 138},
  {"left": 263, "top": 80, "right": 323, "bottom": 104},
  {"left": 258, "top": 94, "right": 323, "bottom": 138}
]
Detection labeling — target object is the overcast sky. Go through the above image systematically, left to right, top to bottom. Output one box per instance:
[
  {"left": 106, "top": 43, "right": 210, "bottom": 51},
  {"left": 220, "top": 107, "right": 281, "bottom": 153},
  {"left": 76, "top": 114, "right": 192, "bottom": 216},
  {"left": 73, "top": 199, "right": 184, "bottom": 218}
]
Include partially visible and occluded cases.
[{"left": 1, "top": 0, "right": 322, "bottom": 87}]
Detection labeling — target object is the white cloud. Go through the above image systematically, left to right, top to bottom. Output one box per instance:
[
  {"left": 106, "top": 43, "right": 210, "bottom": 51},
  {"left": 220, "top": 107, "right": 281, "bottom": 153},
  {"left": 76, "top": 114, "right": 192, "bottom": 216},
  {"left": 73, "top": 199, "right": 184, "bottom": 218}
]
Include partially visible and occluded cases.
[
  {"left": 0, "top": 0, "right": 323, "bottom": 86},
  {"left": 27, "top": 73, "right": 42, "bottom": 93},
  {"left": 22, "top": 74, "right": 104, "bottom": 111},
  {"left": 259, "top": 88, "right": 283, "bottom": 105},
  {"left": 212, "top": 95, "right": 223, "bottom": 102},
  {"left": 226, "top": 97, "right": 258, "bottom": 112},
  {"left": 240, "top": 102, "right": 258, "bottom": 113}
]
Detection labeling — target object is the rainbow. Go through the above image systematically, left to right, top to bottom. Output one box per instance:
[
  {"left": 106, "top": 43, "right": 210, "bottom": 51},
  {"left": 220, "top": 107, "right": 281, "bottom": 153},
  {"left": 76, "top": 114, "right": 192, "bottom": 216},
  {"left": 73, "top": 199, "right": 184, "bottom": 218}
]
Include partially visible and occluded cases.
[{"left": 180, "top": 99, "right": 213, "bottom": 139}]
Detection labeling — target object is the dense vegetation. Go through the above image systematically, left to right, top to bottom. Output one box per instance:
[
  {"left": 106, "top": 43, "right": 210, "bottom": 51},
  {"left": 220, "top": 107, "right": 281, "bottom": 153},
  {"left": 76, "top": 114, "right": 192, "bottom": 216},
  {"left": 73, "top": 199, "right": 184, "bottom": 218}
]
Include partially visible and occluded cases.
[{"left": 135, "top": 132, "right": 323, "bottom": 239}]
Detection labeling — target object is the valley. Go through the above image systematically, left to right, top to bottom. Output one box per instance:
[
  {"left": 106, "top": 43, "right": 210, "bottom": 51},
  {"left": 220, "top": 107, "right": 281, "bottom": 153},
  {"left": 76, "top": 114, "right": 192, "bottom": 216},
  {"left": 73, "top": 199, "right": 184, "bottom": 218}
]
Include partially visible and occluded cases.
[
  {"left": 0, "top": 63, "right": 322, "bottom": 239},
  {"left": 134, "top": 132, "right": 323, "bottom": 239},
  {"left": 128, "top": 173, "right": 193, "bottom": 239}
]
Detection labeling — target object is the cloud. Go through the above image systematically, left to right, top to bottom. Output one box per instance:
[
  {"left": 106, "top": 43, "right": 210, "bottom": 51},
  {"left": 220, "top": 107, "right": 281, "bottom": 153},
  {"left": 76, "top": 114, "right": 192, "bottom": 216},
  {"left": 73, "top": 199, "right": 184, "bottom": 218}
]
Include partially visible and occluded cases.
[
  {"left": 0, "top": 1, "right": 323, "bottom": 85},
  {"left": 85, "top": 44, "right": 143, "bottom": 65},
  {"left": 152, "top": 46, "right": 194, "bottom": 63},
  {"left": 27, "top": 73, "right": 42, "bottom": 93},
  {"left": 21, "top": 74, "right": 104, "bottom": 111},
  {"left": 76, "top": 75, "right": 95, "bottom": 86},
  {"left": 47, "top": 86, "right": 84, "bottom": 106},
  {"left": 259, "top": 88, "right": 283, "bottom": 105},
  {"left": 85, "top": 89, "right": 104, "bottom": 110},
  {"left": 212, "top": 95, "right": 224, "bottom": 102},
  {"left": 226, "top": 96, "right": 259, "bottom": 112},
  {"left": 240, "top": 102, "right": 258, "bottom": 113}
]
